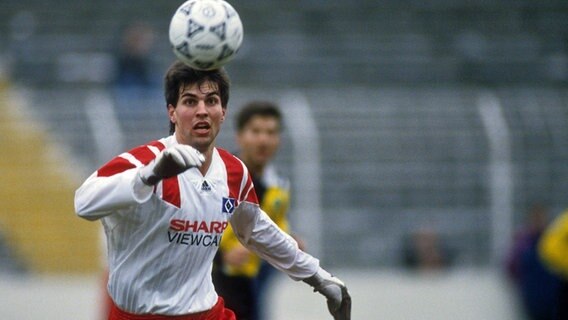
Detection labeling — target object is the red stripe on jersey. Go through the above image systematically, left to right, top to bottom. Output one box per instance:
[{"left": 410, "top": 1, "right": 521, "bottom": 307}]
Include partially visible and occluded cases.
[
  {"left": 130, "top": 140, "right": 166, "bottom": 165},
  {"left": 148, "top": 140, "right": 167, "bottom": 152},
  {"left": 97, "top": 141, "right": 165, "bottom": 177},
  {"left": 217, "top": 148, "right": 259, "bottom": 205},
  {"left": 217, "top": 149, "right": 242, "bottom": 200},
  {"left": 97, "top": 157, "right": 136, "bottom": 177},
  {"left": 241, "top": 174, "right": 258, "bottom": 204},
  {"left": 162, "top": 177, "right": 181, "bottom": 208}
]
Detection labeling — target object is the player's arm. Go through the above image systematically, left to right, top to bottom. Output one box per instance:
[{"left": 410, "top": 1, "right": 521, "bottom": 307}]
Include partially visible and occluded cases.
[
  {"left": 75, "top": 144, "right": 204, "bottom": 220},
  {"left": 74, "top": 168, "right": 151, "bottom": 220},
  {"left": 229, "top": 203, "right": 351, "bottom": 320},
  {"left": 219, "top": 225, "right": 252, "bottom": 270}
]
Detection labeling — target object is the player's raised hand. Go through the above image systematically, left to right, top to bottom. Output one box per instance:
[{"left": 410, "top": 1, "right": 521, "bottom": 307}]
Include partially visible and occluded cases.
[
  {"left": 139, "top": 144, "right": 205, "bottom": 185},
  {"left": 303, "top": 268, "right": 352, "bottom": 320}
]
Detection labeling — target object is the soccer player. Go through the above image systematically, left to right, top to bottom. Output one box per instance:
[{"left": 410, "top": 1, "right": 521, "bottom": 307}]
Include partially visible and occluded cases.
[
  {"left": 74, "top": 61, "right": 351, "bottom": 320},
  {"left": 212, "top": 101, "right": 302, "bottom": 320},
  {"left": 539, "top": 209, "right": 568, "bottom": 319}
]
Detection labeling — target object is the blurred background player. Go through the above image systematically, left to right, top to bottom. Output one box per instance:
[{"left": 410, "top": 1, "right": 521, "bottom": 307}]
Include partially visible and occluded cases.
[
  {"left": 212, "top": 101, "right": 305, "bottom": 320},
  {"left": 505, "top": 203, "right": 561, "bottom": 320},
  {"left": 538, "top": 208, "right": 568, "bottom": 319}
]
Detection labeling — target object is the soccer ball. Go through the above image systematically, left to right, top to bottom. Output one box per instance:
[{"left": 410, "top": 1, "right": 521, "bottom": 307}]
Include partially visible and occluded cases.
[{"left": 169, "top": 0, "right": 244, "bottom": 70}]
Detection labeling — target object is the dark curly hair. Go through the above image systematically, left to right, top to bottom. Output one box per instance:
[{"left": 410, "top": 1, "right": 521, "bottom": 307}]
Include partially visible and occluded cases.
[
  {"left": 164, "top": 61, "right": 231, "bottom": 134},
  {"left": 235, "top": 101, "right": 283, "bottom": 133}
]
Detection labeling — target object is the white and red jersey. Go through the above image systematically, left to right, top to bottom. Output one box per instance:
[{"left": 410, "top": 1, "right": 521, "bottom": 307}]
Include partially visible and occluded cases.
[{"left": 74, "top": 135, "right": 319, "bottom": 315}]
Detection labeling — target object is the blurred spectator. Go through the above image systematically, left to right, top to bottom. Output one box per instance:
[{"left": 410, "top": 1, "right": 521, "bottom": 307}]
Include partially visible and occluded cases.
[
  {"left": 113, "top": 22, "right": 156, "bottom": 90},
  {"left": 505, "top": 204, "right": 560, "bottom": 320},
  {"left": 538, "top": 209, "right": 568, "bottom": 319},
  {"left": 402, "top": 227, "right": 453, "bottom": 272}
]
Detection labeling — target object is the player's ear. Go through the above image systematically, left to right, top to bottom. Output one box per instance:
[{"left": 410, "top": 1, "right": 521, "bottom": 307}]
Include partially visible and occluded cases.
[
  {"left": 168, "top": 104, "right": 176, "bottom": 124},
  {"left": 220, "top": 108, "right": 226, "bottom": 123}
]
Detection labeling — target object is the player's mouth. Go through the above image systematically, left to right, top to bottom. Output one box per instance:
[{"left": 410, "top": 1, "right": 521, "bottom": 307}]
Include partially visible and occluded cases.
[{"left": 193, "top": 122, "right": 211, "bottom": 135}]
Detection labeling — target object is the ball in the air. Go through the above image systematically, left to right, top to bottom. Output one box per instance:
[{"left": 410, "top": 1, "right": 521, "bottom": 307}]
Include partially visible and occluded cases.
[{"left": 169, "top": 0, "right": 244, "bottom": 70}]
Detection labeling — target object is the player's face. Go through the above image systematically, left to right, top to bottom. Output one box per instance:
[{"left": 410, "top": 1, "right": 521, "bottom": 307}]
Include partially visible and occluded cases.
[
  {"left": 168, "top": 81, "right": 226, "bottom": 153},
  {"left": 236, "top": 115, "right": 281, "bottom": 170}
]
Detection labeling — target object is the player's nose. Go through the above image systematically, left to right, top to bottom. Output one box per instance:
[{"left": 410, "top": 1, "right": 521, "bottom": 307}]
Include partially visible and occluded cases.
[{"left": 195, "top": 101, "right": 208, "bottom": 115}]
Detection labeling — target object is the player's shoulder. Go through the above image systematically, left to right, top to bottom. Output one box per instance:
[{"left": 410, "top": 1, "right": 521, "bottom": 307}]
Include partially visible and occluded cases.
[
  {"left": 126, "top": 136, "right": 170, "bottom": 152},
  {"left": 97, "top": 137, "right": 168, "bottom": 177},
  {"left": 126, "top": 138, "right": 169, "bottom": 162},
  {"left": 215, "top": 147, "right": 235, "bottom": 158},
  {"left": 216, "top": 147, "right": 247, "bottom": 174},
  {"left": 216, "top": 148, "right": 258, "bottom": 203}
]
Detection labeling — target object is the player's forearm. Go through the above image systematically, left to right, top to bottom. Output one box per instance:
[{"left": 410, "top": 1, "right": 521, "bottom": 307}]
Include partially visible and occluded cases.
[
  {"left": 74, "top": 169, "right": 152, "bottom": 220},
  {"left": 230, "top": 203, "right": 319, "bottom": 280},
  {"left": 231, "top": 204, "right": 351, "bottom": 320}
]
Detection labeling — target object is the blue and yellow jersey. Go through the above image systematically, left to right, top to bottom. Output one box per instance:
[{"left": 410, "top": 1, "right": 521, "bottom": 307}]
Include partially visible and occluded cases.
[
  {"left": 219, "top": 165, "right": 290, "bottom": 277},
  {"left": 538, "top": 209, "right": 568, "bottom": 279}
]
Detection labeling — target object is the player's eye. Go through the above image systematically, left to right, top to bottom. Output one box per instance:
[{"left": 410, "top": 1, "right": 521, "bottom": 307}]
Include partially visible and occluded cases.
[
  {"left": 206, "top": 96, "right": 220, "bottom": 105},
  {"left": 183, "top": 98, "right": 198, "bottom": 106}
]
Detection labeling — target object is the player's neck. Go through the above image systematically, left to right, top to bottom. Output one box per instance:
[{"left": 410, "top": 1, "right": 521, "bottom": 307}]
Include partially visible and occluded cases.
[{"left": 199, "top": 146, "right": 220, "bottom": 176}]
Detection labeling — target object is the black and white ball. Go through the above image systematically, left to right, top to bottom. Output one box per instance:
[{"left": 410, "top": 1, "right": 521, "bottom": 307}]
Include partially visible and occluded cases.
[{"left": 169, "top": 0, "right": 243, "bottom": 70}]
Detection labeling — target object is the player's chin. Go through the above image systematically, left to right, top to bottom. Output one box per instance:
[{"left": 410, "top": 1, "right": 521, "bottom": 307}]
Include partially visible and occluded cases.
[
  {"left": 191, "top": 129, "right": 212, "bottom": 138},
  {"left": 189, "top": 136, "right": 213, "bottom": 150},
  {"left": 254, "top": 152, "right": 273, "bottom": 163}
]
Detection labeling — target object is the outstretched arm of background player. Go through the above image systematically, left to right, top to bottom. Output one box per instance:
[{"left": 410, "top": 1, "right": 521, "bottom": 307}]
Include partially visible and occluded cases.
[
  {"left": 75, "top": 144, "right": 204, "bottom": 220},
  {"left": 229, "top": 203, "right": 351, "bottom": 319}
]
